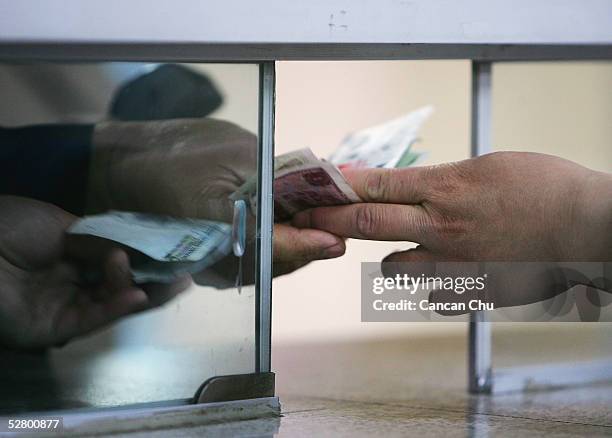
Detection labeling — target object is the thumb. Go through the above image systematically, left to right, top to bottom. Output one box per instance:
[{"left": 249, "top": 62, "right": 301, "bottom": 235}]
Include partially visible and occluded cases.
[
  {"left": 273, "top": 223, "right": 345, "bottom": 263},
  {"left": 64, "top": 233, "right": 131, "bottom": 264}
]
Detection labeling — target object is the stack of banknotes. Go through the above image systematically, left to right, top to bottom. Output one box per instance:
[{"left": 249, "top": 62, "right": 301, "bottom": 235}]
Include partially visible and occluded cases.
[{"left": 68, "top": 106, "right": 432, "bottom": 282}]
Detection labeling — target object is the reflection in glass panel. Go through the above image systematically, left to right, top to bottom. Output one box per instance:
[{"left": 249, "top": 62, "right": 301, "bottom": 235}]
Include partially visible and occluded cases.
[{"left": 0, "top": 62, "right": 259, "bottom": 412}]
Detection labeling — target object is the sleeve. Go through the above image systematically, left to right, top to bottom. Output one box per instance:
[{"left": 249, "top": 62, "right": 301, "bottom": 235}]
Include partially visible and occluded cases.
[{"left": 0, "top": 124, "right": 94, "bottom": 215}]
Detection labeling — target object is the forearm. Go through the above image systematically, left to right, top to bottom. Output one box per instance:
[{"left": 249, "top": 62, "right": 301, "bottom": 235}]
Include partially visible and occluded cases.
[{"left": 0, "top": 124, "right": 94, "bottom": 215}]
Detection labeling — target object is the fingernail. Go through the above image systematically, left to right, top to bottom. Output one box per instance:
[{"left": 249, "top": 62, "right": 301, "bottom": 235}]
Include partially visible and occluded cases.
[
  {"left": 292, "top": 211, "right": 310, "bottom": 228},
  {"left": 315, "top": 232, "right": 342, "bottom": 248},
  {"left": 323, "top": 242, "right": 345, "bottom": 258}
]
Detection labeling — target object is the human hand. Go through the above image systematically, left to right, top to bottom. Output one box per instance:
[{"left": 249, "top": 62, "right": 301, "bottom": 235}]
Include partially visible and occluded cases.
[
  {"left": 89, "top": 118, "right": 345, "bottom": 279},
  {"left": 90, "top": 118, "right": 256, "bottom": 222},
  {"left": 293, "top": 152, "right": 612, "bottom": 308},
  {"left": 0, "top": 196, "right": 190, "bottom": 350}
]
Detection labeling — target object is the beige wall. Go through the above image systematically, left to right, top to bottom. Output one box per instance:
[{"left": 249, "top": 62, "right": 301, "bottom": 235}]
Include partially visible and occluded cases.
[{"left": 272, "top": 60, "right": 612, "bottom": 345}]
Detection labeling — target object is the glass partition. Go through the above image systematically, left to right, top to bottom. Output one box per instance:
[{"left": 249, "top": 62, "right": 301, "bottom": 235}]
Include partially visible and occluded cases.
[
  {"left": 487, "top": 61, "right": 612, "bottom": 376},
  {"left": 0, "top": 62, "right": 261, "bottom": 412}
]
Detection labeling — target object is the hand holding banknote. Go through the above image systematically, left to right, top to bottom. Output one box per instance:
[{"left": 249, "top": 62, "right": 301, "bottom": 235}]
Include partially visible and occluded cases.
[
  {"left": 88, "top": 118, "right": 347, "bottom": 278},
  {"left": 293, "top": 152, "right": 612, "bottom": 309},
  {"left": 294, "top": 152, "right": 612, "bottom": 262},
  {"left": 0, "top": 196, "right": 190, "bottom": 349}
]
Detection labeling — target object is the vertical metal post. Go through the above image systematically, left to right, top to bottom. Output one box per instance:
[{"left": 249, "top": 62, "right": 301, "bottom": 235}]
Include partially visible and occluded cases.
[
  {"left": 469, "top": 61, "right": 493, "bottom": 394},
  {"left": 256, "top": 62, "right": 275, "bottom": 373}
]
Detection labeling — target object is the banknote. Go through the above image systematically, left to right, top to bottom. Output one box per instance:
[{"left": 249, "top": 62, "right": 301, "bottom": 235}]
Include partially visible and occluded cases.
[
  {"left": 329, "top": 105, "right": 432, "bottom": 169},
  {"left": 231, "top": 148, "right": 361, "bottom": 221},
  {"left": 395, "top": 148, "right": 427, "bottom": 168},
  {"left": 273, "top": 149, "right": 361, "bottom": 220},
  {"left": 68, "top": 211, "right": 232, "bottom": 283}
]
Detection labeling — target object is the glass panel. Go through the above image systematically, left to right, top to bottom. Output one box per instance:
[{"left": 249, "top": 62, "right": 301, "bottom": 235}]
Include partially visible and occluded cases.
[
  {"left": 490, "top": 61, "right": 612, "bottom": 367},
  {"left": 0, "top": 62, "right": 259, "bottom": 412}
]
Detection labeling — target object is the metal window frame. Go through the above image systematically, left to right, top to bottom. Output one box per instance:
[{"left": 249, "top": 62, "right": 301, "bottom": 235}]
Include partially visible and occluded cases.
[
  {"left": 1, "top": 0, "right": 612, "bottom": 411},
  {"left": 1, "top": 0, "right": 611, "bottom": 47},
  {"left": 256, "top": 62, "right": 275, "bottom": 374},
  {"left": 468, "top": 62, "right": 493, "bottom": 394}
]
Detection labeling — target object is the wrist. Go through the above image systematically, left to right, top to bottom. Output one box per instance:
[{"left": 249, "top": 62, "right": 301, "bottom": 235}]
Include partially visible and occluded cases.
[{"left": 573, "top": 170, "right": 612, "bottom": 261}]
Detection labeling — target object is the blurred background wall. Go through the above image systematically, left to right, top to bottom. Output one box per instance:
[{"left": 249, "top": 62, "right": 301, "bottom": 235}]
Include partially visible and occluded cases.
[{"left": 273, "top": 60, "right": 612, "bottom": 345}]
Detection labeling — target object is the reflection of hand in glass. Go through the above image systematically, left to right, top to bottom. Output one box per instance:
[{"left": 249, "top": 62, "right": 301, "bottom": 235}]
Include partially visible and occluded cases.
[
  {"left": 90, "top": 118, "right": 345, "bottom": 279},
  {"left": 90, "top": 118, "right": 257, "bottom": 222},
  {"left": 0, "top": 196, "right": 189, "bottom": 349}
]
